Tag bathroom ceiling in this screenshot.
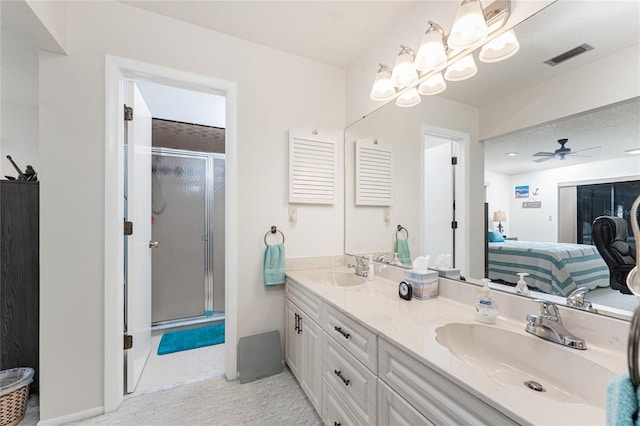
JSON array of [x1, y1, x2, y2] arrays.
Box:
[[119, 0, 415, 68]]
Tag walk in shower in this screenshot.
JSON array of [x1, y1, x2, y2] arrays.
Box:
[[151, 147, 225, 329]]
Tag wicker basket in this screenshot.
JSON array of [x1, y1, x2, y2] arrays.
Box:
[[0, 368, 34, 426]]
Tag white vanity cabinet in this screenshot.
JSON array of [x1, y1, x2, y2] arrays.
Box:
[[285, 279, 323, 412]]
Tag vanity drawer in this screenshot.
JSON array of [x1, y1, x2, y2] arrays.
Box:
[[322, 304, 377, 372], [286, 278, 322, 322], [378, 338, 518, 426], [378, 379, 434, 426], [322, 378, 362, 426], [324, 334, 377, 425]]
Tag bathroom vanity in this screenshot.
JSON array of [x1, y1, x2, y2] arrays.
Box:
[[285, 265, 628, 426]]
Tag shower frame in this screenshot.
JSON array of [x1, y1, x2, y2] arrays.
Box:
[[150, 147, 225, 330]]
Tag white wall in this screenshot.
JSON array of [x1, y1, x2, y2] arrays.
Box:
[[37, 1, 345, 421], [1, 4, 39, 178], [505, 157, 640, 242]]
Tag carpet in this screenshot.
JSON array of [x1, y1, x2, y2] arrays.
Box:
[[158, 323, 225, 355]]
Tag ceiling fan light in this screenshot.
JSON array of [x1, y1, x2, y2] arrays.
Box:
[[448, 0, 488, 49], [479, 29, 520, 63], [418, 72, 447, 95], [444, 54, 478, 81], [414, 22, 448, 72], [391, 45, 419, 88], [395, 87, 421, 107], [370, 64, 396, 101]]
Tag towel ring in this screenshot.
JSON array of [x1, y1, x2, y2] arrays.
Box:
[[264, 225, 285, 246], [396, 225, 409, 240], [629, 304, 640, 389]]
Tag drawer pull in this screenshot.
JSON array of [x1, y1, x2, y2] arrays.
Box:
[[297, 316, 302, 334], [334, 326, 350, 339], [294, 313, 299, 333], [334, 369, 350, 386]]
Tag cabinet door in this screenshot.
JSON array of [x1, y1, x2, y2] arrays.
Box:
[[378, 380, 433, 426], [285, 299, 301, 379], [300, 312, 323, 412]]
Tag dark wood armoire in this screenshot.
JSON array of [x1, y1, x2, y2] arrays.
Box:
[[0, 180, 39, 392]]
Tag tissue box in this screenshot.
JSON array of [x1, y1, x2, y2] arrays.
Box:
[[428, 267, 461, 280], [404, 270, 438, 300]]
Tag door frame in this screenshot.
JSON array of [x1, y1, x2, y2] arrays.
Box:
[[420, 124, 469, 277], [104, 55, 238, 412]]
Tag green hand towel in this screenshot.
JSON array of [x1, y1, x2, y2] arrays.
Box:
[[396, 239, 411, 265], [264, 243, 286, 286]]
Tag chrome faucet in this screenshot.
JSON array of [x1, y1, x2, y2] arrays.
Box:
[[525, 299, 586, 350], [347, 256, 368, 277], [375, 253, 392, 264], [566, 287, 597, 313]]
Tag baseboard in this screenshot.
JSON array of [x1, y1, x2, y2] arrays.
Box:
[[38, 406, 104, 426]]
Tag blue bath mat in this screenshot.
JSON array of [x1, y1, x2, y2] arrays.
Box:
[[158, 323, 225, 355]]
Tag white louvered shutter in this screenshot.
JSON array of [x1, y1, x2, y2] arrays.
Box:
[[289, 128, 337, 204], [356, 137, 392, 206]]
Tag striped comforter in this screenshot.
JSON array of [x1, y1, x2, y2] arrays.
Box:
[[488, 240, 610, 297]]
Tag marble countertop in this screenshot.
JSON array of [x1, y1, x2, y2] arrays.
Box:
[[286, 267, 627, 426]]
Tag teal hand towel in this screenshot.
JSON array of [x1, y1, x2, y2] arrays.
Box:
[[396, 239, 411, 265], [264, 243, 286, 286], [606, 372, 638, 426]]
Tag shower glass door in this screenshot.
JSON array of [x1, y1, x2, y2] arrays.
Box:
[[151, 148, 213, 325]]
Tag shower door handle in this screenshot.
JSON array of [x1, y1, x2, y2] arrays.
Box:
[[149, 240, 159, 248]]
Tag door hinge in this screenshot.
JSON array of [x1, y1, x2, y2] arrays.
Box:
[[124, 105, 133, 121], [124, 220, 133, 236], [451, 156, 458, 165], [124, 334, 133, 350], [451, 220, 458, 229]]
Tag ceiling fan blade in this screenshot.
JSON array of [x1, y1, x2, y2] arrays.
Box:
[[569, 146, 602, 154], [533, 156, 556, 163], [532, 152, 555, 157]]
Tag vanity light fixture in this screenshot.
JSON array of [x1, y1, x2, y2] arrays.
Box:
[[391, 45, 419, 88], [414, 22, 448, 72], [444, 54, 478, 81], [369, 0, 513, 106], [479, 29, 520, 62], [418, 72, 447, 96], [370, 64, 396, 102], [448, 0, 489, 49], [396, 87, 421, 107]]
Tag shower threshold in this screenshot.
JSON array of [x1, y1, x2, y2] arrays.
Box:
[[152, 312, 225, 332]]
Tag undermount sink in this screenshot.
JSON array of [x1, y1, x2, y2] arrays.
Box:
[[307, 271, 366, 287], [435, 323, 615, 408]]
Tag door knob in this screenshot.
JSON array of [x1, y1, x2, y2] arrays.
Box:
[[149, 241, 159, 248]]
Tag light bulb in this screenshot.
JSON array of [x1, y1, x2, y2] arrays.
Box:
[[395, 87, 421, 107], [369, 64, 396, 101], [479, 29, 520, 63], [444, 54, 478, 81], [418, 72, 446, 96], [391, 45, 419, 88], [414, 22, 447, 72], [448, 0, 488, 49]]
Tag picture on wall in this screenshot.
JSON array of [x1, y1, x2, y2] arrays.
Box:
[[515, 185, 529, 198]]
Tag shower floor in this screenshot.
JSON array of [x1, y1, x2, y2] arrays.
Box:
[[131, 330, 225, 395]]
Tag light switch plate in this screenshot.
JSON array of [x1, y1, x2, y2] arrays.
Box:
[[289, 207, 298, 222]]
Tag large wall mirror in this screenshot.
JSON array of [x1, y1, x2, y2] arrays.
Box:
[[345, 1, 640, 319]]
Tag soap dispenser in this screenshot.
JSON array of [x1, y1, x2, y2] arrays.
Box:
[[367, 255, 375, 281], [515, 272, 531, 296], [475, 278, 498, 324], [392, 252, 401, 266]]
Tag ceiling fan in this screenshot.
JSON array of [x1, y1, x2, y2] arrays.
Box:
[[532, 138, 601, 162]]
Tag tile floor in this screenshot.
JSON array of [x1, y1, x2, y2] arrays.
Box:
[[132, 330, 226, 395]]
